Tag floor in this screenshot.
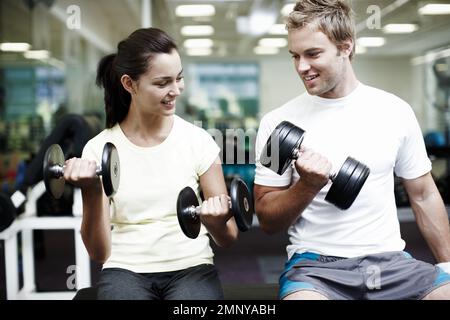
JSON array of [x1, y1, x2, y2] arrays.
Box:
[[0, 221, 436, 300]]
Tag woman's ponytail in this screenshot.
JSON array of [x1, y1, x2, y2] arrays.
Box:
[[96, 53, 130, 128]]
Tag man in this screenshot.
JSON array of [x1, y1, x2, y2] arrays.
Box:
[[254, 0, 450, 300]]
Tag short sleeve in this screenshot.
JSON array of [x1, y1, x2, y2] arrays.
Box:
[[254, 115, 292, 187], [81, 140, 101, 163], [195, 128, 221, 176], [394, 105, 432, 179]]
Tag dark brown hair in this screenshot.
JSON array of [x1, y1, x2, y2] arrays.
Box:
[[96, 28, 178, 128]]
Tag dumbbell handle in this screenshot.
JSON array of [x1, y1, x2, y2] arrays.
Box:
[[292, 149, 337, 182], [48, 164, 102, 178], [186, 200, 233, 218]]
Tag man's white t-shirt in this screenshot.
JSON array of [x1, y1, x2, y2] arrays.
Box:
[[82, 115, 220, 273], [255, 83, 432, 259]]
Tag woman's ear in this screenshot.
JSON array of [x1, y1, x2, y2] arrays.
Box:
[[120, 74, 136, 95]]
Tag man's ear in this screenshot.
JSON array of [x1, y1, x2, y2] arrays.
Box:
[[120, 74, 136, 95], [339, 39, 354, 58]]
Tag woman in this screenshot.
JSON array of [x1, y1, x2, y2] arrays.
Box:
[[63, 28, 238, 300]]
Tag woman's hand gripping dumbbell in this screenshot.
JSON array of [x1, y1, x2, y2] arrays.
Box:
[[260, 121, 370, 210], [43, 142, 120, 199], [177, 178, 254, 239]]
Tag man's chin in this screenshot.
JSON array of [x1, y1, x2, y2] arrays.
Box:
[[304, 86, 322, 96]]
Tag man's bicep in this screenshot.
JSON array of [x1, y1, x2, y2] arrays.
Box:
[[254, 183, 289, 202], [401, 172, 434, 200]]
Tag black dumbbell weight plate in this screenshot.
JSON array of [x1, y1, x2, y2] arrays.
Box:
[[261, 121, 305, 175], [43, 144, 65, 199], [338, 161, 370, 210], [177, 187, 201, 239], [230, 178, 254, 232], [0, 192, 16, 232], [281, 123, 305, 174], [102, 142, 120, 197], [325, 156, 355, 208], [325, 157, 369, 210], [260, 122, 290, 174]]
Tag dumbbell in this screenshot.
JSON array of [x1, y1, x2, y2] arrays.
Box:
[[43, 142, 120, 199], [260, 121, 370, 210], [177, 178, 254, 239]]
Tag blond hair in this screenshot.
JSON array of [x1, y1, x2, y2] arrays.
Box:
[[286, 0, 355, 59]]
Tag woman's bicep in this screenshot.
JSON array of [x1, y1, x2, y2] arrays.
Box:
[[199, 156, 227, 199]]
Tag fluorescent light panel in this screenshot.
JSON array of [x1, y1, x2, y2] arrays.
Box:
[[24, 50, 50, 59], [355, 45, 367, 54], [0, 42, 31, 52], [176, 5, 215, 17], [258, 38, 288, 47], [383, 23, 418, 33], [186, 48, 212, 56], [183, 38, 213, 49], [357, 37, 385, 47], [181, 25, 214, 36], [418, 4, 450, 15], [254, 46, 279, 55], [268, 24, 288, 35]]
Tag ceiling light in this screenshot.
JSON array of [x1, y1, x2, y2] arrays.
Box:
[[0, 42, 31, 52], [418, 4, 450, 15], [383, 23, 418, 33], [176, 5, 215, 17], [24, 50, 50, 59], [356, 37, 385, 47], [355, 45, 367, 55], [236, 1, 278, 37], [254, 46, 279, 55], [258, 38, 288, 47], [268, 24, 288, 35], [183, 39, 214, 49], [435, 63, 448, 72], [281, 3, 295, 16], [181, 25, 214, 36], [186, 48, 212, 56]]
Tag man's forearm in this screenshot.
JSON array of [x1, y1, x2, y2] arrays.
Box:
[[256, 181, 317, 234], [412, 192, 450, 262]]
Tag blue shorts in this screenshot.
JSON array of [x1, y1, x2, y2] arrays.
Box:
[[279, 251, 450, 300]]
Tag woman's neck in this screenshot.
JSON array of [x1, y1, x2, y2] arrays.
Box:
[[120, 104, 174, 147]]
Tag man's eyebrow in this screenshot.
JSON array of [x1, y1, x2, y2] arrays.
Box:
[[289, 47, 323, 55]]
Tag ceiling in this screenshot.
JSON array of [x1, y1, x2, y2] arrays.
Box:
[[154, 0, 450, 57], [1, 0, 450, 63]]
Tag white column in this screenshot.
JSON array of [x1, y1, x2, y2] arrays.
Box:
[[142, 0, 152, 27], [4, 234, 19, 300], [21, 229, 36, 293]]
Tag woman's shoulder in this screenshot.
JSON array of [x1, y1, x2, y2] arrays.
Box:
[[85, 124, 120, 148], [174, 115, 210, 137]]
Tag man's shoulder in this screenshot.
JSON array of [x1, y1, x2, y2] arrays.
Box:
[[361, 84, 409, 105], [260, 93, 308, 124]]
